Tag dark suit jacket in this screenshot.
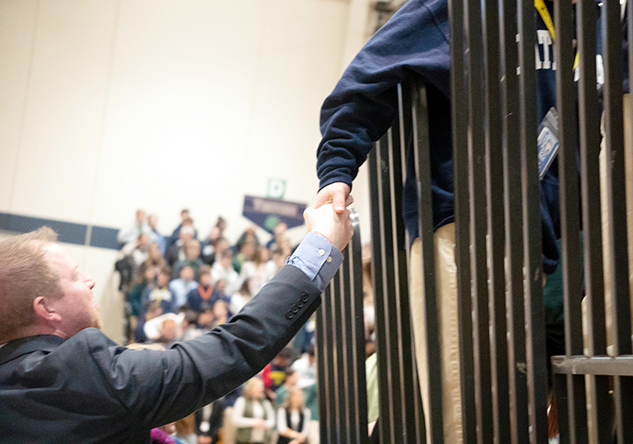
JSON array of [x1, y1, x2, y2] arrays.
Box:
[[0, 266, 321, 444]]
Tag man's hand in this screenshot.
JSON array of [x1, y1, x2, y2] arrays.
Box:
[[315, 183, 353, 214], [304, 203, 354, 251]]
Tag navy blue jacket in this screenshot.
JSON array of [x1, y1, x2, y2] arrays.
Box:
[[0, 266, 321, 443], [317, 0, 628, 274]]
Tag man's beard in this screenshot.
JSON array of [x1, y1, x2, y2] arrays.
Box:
[[90, 309, 103, 330]]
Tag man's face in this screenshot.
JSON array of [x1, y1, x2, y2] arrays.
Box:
[[213, 301, 227, 319], [157, 272, 169, 287], [43, 244, 101, 338], [215, 279, 227, 294], [136, 210, 146, 224], [180, 266, 194, 282], [148, 215, 158, 229], [200, 273, 211, 286], [186, 244, 200, 260]]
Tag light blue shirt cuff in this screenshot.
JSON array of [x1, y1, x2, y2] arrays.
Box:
[[286, 232, 344, 292]]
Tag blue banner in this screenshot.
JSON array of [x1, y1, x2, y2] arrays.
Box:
[[242, 195, 306, 233]]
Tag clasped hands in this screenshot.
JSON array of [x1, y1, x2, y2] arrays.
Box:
[[304, 183, 354, 251]]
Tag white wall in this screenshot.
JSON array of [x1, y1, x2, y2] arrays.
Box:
[[0, 0, 355, 242], [1, 0, 380, 341]]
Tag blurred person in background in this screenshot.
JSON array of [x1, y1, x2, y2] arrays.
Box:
[[212, 250, 240, 295], [121, 233, 151, 278], [195, 397, 225, 444], [230, 279, 253, 315], [233, 240, 257, 275], [240, 248, 274, 296], [266, 221, 288, 250], [166, 225, 196, 269], [276, 388, 310, 444], [118, 209, 151, 247], [290, 347, 316, 389], [126, 266, 158, 341], [146, 241, 166, 271], [274, 370, 298, 409], [181, 309, 204, 341], [169, 265, 198, 310], [233, 378, 275, 444], [141, 267, 176, 316], [302, 383, 319, 444], [196, 303, 215, 331], [168, 209, 198, 248], [148, 214, 167, 255], [211, 300, 229, 328], [263, 348, 296, 402], [187, 265, 221, 313], [173, 239, 203, 280], [202, 236, 230, 267], [266, 247, 287, 278], [135, 300, 164, 343], [235, 227, 260, 255]]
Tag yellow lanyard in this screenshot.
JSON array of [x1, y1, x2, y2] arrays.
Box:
[[534, 0, 580, 70]]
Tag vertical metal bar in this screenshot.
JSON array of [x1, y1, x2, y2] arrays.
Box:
[[411, 80, 444, 444], [316, 301, 329, 443], [448, 0, 477, 439], [554, 372, 571, 444], [329, 272, 343, 443], [500, 0, 529, 440], [393, 84, 419, 442], [465, 0, 494, 439], [602, 0, 633, 440], [577, 0, 612, 441], [483, 0, 511, 439], [368, 141, 395, 444], [401, 82, 428, 444], [518, 0, 548, 441], [337, 258, 352, 443], [380, 127, 406, 443], [323, 285, 338, 444], [348, 220, 368, 444], [555, 0, 589, 440]]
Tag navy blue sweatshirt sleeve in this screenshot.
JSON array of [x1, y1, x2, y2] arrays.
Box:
[[317, 0, 450, 190]]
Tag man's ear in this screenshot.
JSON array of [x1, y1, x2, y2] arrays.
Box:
[[33, 296, 62, 323]]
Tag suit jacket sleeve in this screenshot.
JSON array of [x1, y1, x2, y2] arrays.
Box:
[[87, 265, 322, 429]]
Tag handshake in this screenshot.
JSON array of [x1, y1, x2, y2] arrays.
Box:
[[303, 200, 354, 251]]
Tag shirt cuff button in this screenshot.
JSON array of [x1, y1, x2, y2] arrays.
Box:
[[326, 256, 332, 263], [318, 249, 325, 256]]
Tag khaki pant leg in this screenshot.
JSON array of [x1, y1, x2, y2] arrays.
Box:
[[599, 94, 632, 354], [584, 94, 632, 443], [410, 223, 463, 444]]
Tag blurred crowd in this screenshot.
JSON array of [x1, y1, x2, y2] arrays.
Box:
[[115, 209, 322, 444]]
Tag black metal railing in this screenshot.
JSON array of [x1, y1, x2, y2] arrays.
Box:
[[315, 0, 632, 441]]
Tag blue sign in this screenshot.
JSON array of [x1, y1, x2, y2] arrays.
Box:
[[242, 195, 307, 233]]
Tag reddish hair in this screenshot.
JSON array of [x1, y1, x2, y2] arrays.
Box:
[[0, 227, 63, 342]]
